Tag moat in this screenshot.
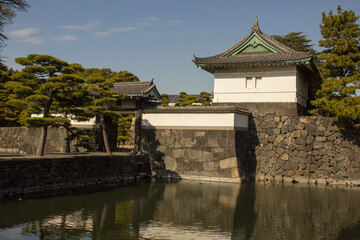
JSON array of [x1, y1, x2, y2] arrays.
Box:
[[0, 180, 360, 240]]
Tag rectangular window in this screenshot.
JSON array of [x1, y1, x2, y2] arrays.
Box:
[[255, 77, 262, 88], [246, 77, 252, 88]]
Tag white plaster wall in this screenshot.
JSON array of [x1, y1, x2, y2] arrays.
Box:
[[142, 113, 248, 130], [31, 114, 96, 128], [213, 65, 299, 104]]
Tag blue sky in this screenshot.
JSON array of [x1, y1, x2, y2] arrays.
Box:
[[2, 0, 360, 94]]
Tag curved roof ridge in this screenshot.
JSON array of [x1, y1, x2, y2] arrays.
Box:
[[194, 19, 312, 62]]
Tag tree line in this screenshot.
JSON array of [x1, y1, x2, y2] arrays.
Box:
[[161, 91, 212, 106], [0, 54, 139, 155]]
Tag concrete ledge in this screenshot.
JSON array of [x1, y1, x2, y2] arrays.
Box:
[[181, 175, 242, 183]]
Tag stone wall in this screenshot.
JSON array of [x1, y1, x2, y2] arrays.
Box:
[[141, 129, 256, 182], [0, 154, 151, 199], [141, 114, 360, 186], [0, 127, 71, 154], [252, 114, 360, 186]]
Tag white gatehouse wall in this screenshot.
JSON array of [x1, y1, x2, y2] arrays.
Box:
[[212, 65, 309, 107]]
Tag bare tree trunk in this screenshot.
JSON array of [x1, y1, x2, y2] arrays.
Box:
[[36, 126, 48, 156], [64, 112, 71, 153], [100, 114, 112, 155], [36, 97, 53, 156]]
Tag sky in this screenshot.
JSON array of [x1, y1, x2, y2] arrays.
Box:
[[2, 0, 360, 94]]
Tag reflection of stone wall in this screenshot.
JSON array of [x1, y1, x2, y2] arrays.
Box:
[[141, 129, 256, 182], [0, 154, 151, 199], [251, 183, 360, 240], [152, 181, 240, 232]]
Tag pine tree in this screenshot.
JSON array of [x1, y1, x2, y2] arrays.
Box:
[[7, 54, 85, 155], [311, 6, 360, 127], [175, 91, 187, 106], [79, 68, 126, 155], [198, 92, 212, 106], [272, 32, 314, 52], [161, 93, 169, 106]]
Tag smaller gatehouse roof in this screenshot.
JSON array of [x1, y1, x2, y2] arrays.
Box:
[[111, 80, 161, 100]]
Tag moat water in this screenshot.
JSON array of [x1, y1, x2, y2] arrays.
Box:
[[0, 180, 360, 240]]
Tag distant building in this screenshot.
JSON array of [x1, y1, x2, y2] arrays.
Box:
[[193, 19, 320, 115]]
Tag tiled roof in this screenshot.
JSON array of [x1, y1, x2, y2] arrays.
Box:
[[193, 20, 314, 71], [143, 106, 250, 115], [111, 80, 161, 100]]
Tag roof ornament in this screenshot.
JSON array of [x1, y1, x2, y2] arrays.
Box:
[[252, 17, 261, 33]]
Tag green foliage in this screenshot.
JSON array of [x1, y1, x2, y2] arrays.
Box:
[[311, 6, 360, 127], [182, 95, 197, 106], [25, 117, 70, 128], [117, 114, 133, 146], [198, 92, 212, 106], [79, 68, 138, 154], [113, 71, 139, 82], [0, 0, 30, 47], [174, 91, 211, 106], [175, 91, 187, 106], [272, 32, 314, 52], [161, 93, 169, 106]]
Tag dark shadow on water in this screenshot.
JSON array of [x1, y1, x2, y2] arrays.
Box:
[[231, 182, 257, 240]]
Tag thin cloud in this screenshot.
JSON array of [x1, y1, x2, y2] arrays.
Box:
[[9, 28, 39, 37], [94, 27, 136, 37], [55, 35, 79, 41], [9, 28, 44, 45], [168, 19, 183, 26], [110, 27, 137, 33], [141, 16, 160, 21], [61, 20, 100, 31]]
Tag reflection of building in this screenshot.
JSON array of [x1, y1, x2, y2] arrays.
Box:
[[193, 19, 319, 115]]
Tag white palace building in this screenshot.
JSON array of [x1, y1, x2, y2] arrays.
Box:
[[193, 19, 319, 116]]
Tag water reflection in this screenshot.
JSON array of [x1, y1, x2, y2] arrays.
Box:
[[0, 181, 360, 240]]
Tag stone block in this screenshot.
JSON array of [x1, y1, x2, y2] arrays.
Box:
[[231, 168, 240, 178], [300, 117, 312, 124], [296, 122, 305, 130], [188, 149, 202, 160], [268, 135, 276, 143], [281, 153, 289, 161], [166, 136, 176, 147], [316, 136, 326, 142], [203, 161, 216, 171], [324, 142, 334, 150], [276, 147, 285, 156], [219, 157, 238, 169], [164, 156, 177, 172], [291, 130, 301, 138], [295, 138, 306, 146], [313, 141, 324, 150], [173, 149, 185, 159], [194, 131, 206, 137], [208, 139, 219, 147], [274, 116, 281, 123], [201, 151, 214, 162], [184, 137, 196, 148], [306, 136, 314, 145]]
